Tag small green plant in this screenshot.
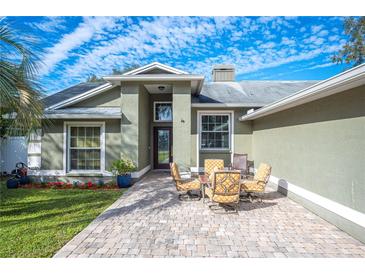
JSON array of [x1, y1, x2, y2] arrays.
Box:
[[109, 158, 137, 176]]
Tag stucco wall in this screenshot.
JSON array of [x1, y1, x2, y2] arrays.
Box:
[[138, 86, 151, 169], [41, 119, 121, 171], [71, 86, 121, 108], [41, 120, 64, 170], [121, 83, 139, 168], [191, 107, 253, 168], [252, 86, 365, 213], [173, 82, 191, 171]]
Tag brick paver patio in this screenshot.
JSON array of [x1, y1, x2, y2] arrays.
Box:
[[54, 172, 365, 258]]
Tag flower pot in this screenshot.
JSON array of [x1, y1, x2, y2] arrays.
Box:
[[117, 174, 132, 188], [7, 178, 19, 189]]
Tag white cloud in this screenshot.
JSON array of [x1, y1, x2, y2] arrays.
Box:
[[27, 17, 66, 33], [317, 30, 329, 37], [311, 25, 324, 33], [39, 17, 120, 76]]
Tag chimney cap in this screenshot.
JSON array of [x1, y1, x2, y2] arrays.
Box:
[[212, 64, 235, 71]]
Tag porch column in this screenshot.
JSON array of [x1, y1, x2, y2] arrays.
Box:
[[172, 82, 191, 171], [120, 82, 139, 167]]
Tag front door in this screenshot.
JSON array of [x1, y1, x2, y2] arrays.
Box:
[[153, 127, 173, 169]]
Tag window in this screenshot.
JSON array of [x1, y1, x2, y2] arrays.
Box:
[[154, 102, 172, 121], [68, 126, 101, 171], [200, 114, 230, 150]]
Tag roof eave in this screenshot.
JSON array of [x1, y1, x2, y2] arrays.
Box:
[[239, 64, 365, 121], [43, 114, 121, 119]]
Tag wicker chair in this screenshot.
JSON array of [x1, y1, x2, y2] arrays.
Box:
[[170, 162, 201, 201], [204, 170, 241, 213], [240, 163, 272, 202], [204, 159, 224, 178]]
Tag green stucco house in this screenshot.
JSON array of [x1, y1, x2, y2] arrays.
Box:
[[28, 62, 365, 243]]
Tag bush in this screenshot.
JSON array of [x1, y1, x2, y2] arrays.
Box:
[[108, 158, 136, 176]]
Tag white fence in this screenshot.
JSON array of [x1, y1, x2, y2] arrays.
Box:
[[0, 137, 28, 174]]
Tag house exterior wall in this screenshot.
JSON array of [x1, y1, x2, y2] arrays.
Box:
[[70, 86, 121, 108], [190, 107, 253, 168], [41, 120, 64, 170], [173, 82, 191, 171], [251, 85, 365, 242], [138, 86, 151, 170], [40, 119, 121, 171], [120, 83, 140, 169]]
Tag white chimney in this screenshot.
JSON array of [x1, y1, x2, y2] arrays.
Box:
[[212, 64, 235, 82]]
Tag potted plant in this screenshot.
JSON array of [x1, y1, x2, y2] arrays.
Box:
[[109, 158, 136, 188]]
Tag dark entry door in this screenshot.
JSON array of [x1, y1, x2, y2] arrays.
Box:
[[153, 127, 173, 169]]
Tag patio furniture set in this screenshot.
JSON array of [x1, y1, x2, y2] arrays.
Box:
[[170, 154, 272, 213]]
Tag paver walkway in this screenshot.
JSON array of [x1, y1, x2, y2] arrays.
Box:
[[54, 172, 365, 258]]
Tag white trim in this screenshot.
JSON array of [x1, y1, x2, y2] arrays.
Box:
[[104, 74, 204, 82], [131, 165, 151, 178], [196, 110, 234, 169], [123, 62, 187, 75], [63, 121, 106, 175], [192, 103, 263, 108], [44, 114, 121, 119], [28, 170, 66, 176], [267, 171, 365, 229], [153, 101, 173, 122], [46, 83, 114, 110], [239, 63, 365, 121]]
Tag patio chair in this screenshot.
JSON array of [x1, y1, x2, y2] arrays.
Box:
[[240, 163, 272, 202], [229, 153, 248, 178], [204, 159, 224, 178], [204, 170, 241, 213], [170, 162, 201, 201]]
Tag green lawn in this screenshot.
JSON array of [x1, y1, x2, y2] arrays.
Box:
[[0, 180, 123, 257]]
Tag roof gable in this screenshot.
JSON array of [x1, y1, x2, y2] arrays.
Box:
[[123, 62, 187, 75]]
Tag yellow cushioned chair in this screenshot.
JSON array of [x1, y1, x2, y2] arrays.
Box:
[[204, 170, 241, 213], [204, 159, 224, 178], [170, 162, 201, 201], [241, 163, 272, 202]]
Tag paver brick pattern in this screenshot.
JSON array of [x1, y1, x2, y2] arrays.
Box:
[[54, 172, 365, 258]]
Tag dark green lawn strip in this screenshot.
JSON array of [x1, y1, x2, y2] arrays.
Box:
[[0, 181, 122, 257]]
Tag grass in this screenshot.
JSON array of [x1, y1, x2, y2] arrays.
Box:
[[158, 151, 169, 163], [0, 180, 123, 257]]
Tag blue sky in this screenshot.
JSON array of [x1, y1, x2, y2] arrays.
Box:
[[5, 16, 350, 94]]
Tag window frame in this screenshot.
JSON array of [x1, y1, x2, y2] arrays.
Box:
[[153, 101, 173, 122], [199, 112, 232, 151], [64, 121, 105, 174]]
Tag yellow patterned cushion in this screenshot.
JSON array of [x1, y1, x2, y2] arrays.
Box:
[[214, 172, 240, 194], [176, 179, 201, 191], [170, 162, 181, 180], [241, 181, 265, 193], [205, 171, 240, 204], [254, 163, 272, 182], [204, 159, 224, 177], [212, 194, 239, 203]]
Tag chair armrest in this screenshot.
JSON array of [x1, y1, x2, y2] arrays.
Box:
[[176, 178, 195, 184]]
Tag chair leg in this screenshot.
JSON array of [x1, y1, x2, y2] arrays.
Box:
[[178, 190, 201, 201]]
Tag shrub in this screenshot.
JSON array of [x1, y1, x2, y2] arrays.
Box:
[[108, 158, 136, 176]]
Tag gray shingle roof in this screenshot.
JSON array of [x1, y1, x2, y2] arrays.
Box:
[[44, 107, 121, 118], [192, 81, 319, 106], [42, 82, 106, 108], [43, 80, 319, 109]]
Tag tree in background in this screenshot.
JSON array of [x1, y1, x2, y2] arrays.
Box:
[[332, 16, 365, 67], [0, 24, 44, 137]]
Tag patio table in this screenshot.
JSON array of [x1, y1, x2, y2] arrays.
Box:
[[199, 175, 209, 202]]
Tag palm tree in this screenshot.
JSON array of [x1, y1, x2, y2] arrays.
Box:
[[0, 23, 44, 137]]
